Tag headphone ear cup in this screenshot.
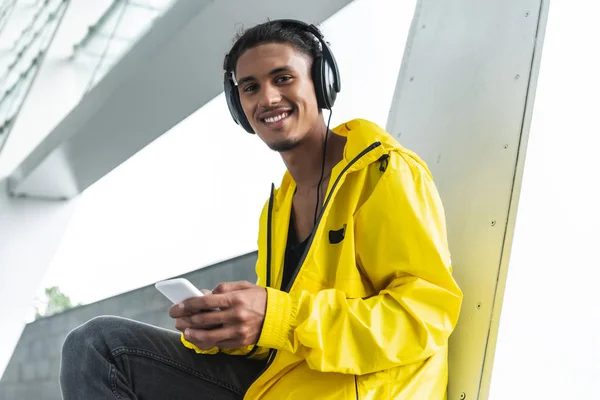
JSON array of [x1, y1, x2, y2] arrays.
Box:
[[224, 73, 254, 134], [312, 55, 337, 110], [231, 88, 255, 134], [323, 60, 337, 109], [312, 55, 327, 109]]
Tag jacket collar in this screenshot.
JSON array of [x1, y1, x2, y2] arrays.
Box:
[[332, 118, 401, 162], [272, 119, 401, 206]]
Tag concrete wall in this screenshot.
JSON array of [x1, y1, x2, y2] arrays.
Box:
[[0, 252, 257, 400]]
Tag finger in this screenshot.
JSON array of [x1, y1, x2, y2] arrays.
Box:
[[175, 315, 221, 332], [169, 303, 188, 318], [169, 290, 214, 318], [212, 281, 254, 294], [188, 308, 238, 328], [216, 323, 259, 348], [175, 316, 190, 332], [183, 328, 219, 350], [169, 302, 200, 318], [175, 316, 200, 332], [184, 325, 239, 349], [181, 293, 232, 313]]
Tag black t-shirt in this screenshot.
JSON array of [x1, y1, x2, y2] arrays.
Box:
[[281, 215, 309, 290]]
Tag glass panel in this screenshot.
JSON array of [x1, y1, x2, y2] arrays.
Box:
[[0, 0, 17, 38], [0, 0, 67, 152], [69, 0, 176, 92]]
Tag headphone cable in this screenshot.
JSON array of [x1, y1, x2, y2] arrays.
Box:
[[314, 110, 333, 225]]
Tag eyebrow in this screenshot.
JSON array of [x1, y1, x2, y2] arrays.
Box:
[[236, 66, 295, 87]]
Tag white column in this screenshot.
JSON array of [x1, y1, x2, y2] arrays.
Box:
[[0, 180, 78, 377], [386, 1, 549, 399]]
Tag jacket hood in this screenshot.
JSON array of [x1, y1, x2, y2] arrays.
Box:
[[334, 118, 433, 180], [331, 118, 402, 161], [273, 119, 408, 203]]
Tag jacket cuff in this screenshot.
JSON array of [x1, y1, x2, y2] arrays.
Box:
[[257, 287, 292, 350]]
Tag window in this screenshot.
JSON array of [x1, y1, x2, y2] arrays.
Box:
[[0, 0, 67, 152]]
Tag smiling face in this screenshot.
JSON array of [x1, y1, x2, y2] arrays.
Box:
[[235, 42, 322, 152]]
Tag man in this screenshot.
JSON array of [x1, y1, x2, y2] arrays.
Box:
[[60, 19, 462, 399]]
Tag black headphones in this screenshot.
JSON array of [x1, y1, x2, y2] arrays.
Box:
[[223, 19, 341, 134]]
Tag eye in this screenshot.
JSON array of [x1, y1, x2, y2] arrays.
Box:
[[243, 84, 257, 93], [276, 75, 292, 84]]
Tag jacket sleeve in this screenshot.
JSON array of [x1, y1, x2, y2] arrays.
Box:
[[180, 200, 271, 360], [255, 151, 463, 375]]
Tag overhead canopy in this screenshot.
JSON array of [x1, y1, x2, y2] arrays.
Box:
[[7, 0, 355, 199]]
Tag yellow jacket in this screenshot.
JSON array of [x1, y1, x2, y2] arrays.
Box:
[[183, 119, 462, 399]]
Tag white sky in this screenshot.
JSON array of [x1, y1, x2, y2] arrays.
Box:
[[488, 2, 600, 398]]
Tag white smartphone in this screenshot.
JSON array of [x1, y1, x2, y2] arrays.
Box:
[[155, 278, 204, 304]]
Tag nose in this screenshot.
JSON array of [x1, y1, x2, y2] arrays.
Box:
[[258, 83, 282, 108]]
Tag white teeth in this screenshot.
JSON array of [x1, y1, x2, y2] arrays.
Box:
[[264, 112, 289, 124]]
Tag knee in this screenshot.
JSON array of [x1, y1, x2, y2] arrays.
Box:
[[61, 316, 122, 361], [60, 316, 120, 387]]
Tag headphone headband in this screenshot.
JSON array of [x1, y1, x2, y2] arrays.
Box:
[[272, 19, 341, 93]]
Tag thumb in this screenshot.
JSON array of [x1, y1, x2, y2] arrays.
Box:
[[212, 281, 254, 294]]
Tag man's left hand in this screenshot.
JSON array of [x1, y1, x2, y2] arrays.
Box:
[[169, 281, 267, 350]]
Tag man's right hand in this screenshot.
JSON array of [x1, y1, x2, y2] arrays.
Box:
[[168, 281, 267, 350], [169, 290, 221, 332]]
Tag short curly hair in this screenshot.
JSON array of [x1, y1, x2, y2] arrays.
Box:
[[223, 20, 322, 75]]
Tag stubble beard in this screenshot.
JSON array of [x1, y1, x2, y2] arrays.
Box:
[[268, 136, 302, 153]]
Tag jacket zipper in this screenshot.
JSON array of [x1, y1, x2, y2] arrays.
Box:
[[283, 141, 382, 292], [245, 184, 276, 359], [266, 183, 275, 287], [355, 375, 359, 400], [253, 141, 382, 387]]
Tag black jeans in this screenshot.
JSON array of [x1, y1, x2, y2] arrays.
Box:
[[59, 316, 266, 399]]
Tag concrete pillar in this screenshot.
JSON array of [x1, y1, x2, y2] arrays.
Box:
[[0, 179, 78, 376], [386, 1, 549, 398]]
